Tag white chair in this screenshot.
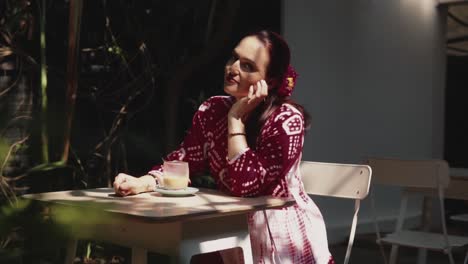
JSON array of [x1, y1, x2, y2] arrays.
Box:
[[300, 161, 372, 264], [451, 214, 468, 223], [450, 214, 468, 264], [367, 157, 468, 264]]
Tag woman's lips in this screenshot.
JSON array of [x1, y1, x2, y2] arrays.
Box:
[[225, 75, 238, 84]]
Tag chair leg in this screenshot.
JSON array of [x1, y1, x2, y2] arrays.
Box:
[[463, 249, 468, 264], [417, 249, 427, 264], [65, 239, 77, 264], [446, 250, 455, 264], [376, 241, 389, 264], [131, 247, 147, 264], [389, 245, 399, 264]]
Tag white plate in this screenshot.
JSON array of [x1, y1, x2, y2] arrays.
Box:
[[154, 187, 199, 196]]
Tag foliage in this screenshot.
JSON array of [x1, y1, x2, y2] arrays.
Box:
[[0, 138, 8, 171], [0, 196, 121, 263], [0, 0, 281, 262], [0, 199, 62, 263], [0, 0, 37, 199], [0, 0, 35, 59]]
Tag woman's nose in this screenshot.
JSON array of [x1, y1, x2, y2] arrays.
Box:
[[230, 60, 240, 74]]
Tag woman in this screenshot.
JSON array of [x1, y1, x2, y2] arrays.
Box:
[[114, 30, 334, 264]]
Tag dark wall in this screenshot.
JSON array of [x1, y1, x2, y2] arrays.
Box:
[[0, 0, 282, 188], [72, 0, 282, 183], [444, 55, 468, 168]]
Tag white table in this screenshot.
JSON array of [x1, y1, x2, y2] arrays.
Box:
[[23, 188, 295, 264]]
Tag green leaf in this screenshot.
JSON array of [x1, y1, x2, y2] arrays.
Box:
[[0, 138, 9, 167], [0, 199, 30, 217], [28, 161, 67, 173]]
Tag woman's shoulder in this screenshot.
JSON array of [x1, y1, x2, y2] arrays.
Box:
[[263, 103, 305, 134], [272, 103, 304, 121], [197, 95, 234, 113]]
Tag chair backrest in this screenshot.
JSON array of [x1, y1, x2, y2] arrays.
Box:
[[300, 161, 372, 200], [300, 161, 372, 264], [367, 158, 450, 189], [367, 158, 456, 264]]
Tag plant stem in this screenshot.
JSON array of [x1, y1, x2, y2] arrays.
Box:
[[62, 0, 83, 163], [39, 0, 48, 163]]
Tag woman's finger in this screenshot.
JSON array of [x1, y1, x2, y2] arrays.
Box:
[[115, 186, 127, 196], [261, 80, 268, 97], [114, 173, 127, 184], [118, 189, 130, 197], [255, 81, 262, 98], [248, 85, 254, 99], [119, 181, 132, 191], [113, 174, 126, 193]]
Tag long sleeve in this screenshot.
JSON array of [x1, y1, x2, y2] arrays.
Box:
[[220, 105, 305, 197], [149, 102, 210, 179]]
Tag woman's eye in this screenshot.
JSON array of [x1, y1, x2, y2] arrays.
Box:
[[241, 62, 254, 72], [227, 54, 240, 65]]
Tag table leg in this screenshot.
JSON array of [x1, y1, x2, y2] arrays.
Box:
[[177, 236, 252, 264], [389, 245, 399, 264], [131, 247, 147, 264], [179, 214, 253, 264], [417, 250, 427, 264], [65, 239, 77, 264], [240, 237, 253, 264], [61, 212, 253, 263]]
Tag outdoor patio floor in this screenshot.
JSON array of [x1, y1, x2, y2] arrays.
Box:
[[330, 233, 467, 264]]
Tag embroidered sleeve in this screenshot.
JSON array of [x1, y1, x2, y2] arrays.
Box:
[[220, 106, 305, 197], [149, 101, 211, 179]]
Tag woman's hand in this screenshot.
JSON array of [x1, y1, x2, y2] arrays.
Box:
[[226, 80, 267, 159], [113, 173, 155, 196], [228, 80, 268, 120]]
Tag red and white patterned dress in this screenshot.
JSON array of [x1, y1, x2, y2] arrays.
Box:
[[150, 96, 334, 264]]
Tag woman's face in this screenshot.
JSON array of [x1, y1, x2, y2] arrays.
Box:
[[224, 36, 270, 100]]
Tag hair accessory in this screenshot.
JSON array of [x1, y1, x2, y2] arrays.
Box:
[[277, 65, 298, 97]]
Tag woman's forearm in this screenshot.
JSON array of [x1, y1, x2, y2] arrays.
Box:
[[227, 115, 249, 160]]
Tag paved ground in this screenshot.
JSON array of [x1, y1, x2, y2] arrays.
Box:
[[74, 225, 468, 263], [330, 233, 467, 264]]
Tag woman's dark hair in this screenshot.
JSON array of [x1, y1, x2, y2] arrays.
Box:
[[244, 30, 311, 148]]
